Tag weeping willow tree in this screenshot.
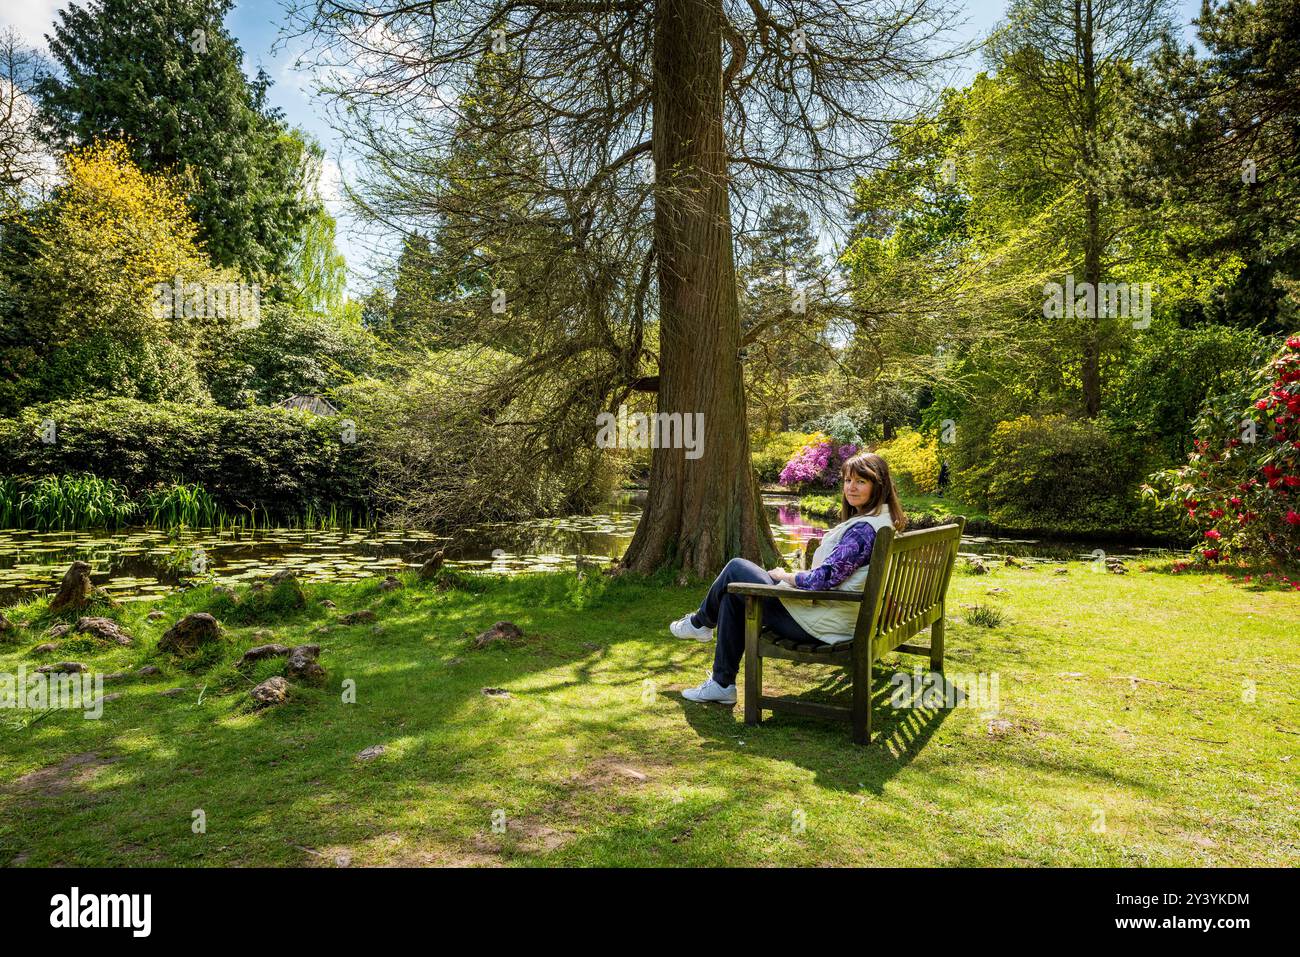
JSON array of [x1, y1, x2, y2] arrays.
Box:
[[288, 0, 964, 575], [285, 137, 348, 316]]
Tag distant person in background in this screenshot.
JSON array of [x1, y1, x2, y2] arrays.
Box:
[[937, 459, 950, 497]]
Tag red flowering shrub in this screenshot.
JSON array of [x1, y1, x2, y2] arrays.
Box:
[[1144, 334, 1300, 565]]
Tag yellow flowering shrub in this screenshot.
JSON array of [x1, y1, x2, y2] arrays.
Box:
[[21, 140, 242, 401], [876, 427, 942, 493]]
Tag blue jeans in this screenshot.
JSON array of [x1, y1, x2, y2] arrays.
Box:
[[691, 558, 821, 687]]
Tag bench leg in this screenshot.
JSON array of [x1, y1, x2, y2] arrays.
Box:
[[931, 604, 946, 675], [851, 643, 873, 745], [743, 596, 762, 726]]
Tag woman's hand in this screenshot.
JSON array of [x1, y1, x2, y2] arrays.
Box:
[[767, 567, 796, 585]]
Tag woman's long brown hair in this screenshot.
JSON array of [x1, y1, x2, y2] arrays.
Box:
[[840, 451, 907, 530]]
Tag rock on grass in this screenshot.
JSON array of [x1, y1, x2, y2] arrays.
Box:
[[158, 613, 223, 655], [473, 621, 524, 649], [75, 617, 133, 645], [418, 551, 445, 580], [48, 562, 94, 614], [36, 661, 87, 674], [285, 645, 325, 683], [236, 644, 290, 668], [251, 676, 288, 708]]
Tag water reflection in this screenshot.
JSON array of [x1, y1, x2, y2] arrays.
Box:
[[0, 492, 1171, 605]]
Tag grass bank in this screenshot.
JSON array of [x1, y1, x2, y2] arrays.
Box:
[[797, 491, 1190, 547], [1, 560, 1297, 866], [798, 490, 990, 527]]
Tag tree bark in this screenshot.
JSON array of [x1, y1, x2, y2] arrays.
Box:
[[1081, 190, 1103, 418], [1079, 0, 1103, 418], [621, 0, 779, 577]]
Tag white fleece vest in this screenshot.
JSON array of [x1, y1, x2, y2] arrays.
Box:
[[777, 506, 893, 645]]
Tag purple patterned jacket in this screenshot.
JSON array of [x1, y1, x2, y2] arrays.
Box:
[[793, 523, 878, 591]]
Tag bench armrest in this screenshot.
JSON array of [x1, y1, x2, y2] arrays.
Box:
[[727, 582, 863, 603]]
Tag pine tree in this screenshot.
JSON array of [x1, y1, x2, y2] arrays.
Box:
[[36, 0, 315, 279], [737, 204, 834, 434]]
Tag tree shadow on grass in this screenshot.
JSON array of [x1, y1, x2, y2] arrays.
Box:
[[8, 569, 1200, 866]]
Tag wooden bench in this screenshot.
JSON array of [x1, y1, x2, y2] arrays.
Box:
[[727, 518, 966, 745]]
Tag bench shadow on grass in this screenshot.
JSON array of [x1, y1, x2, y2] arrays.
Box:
[[676, 662, 953, 795]]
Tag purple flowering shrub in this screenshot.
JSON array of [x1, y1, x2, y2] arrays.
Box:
[[778, 435, 858, 490]]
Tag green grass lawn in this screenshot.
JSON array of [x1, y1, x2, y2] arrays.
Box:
[[1, 559, 1297, 867]]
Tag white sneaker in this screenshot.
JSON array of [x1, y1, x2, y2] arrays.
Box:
[[670, 614, 714, 642], [681, 675, 737, 704]]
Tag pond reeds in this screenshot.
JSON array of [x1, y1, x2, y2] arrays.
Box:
[[0, 474, 136, 530], [1, 474, 361, 532]]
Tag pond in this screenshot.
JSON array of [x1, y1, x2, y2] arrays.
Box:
[[0, 491, 1174, 606]]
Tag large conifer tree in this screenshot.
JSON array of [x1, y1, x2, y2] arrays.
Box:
[[37, 0, 316, 279]]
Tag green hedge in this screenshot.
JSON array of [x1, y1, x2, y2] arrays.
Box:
[[0, 399, 371, 520]]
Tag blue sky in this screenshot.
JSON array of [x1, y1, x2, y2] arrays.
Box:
[[4, 0, 1209, 294]]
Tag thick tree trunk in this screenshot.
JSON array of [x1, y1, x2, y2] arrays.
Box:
[[1079, 2, 1103, 418], [1081, 192, 1103, 418], [621, 0, 779, 578]]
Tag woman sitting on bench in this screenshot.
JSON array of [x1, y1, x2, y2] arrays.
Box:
[[671, 451, 906, 704]]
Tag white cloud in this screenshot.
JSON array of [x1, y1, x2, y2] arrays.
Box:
[[0, 0, 64, 51], [317, 154, 343, 210], [275, 43, 314, 102], [0, 79, 61, 195]]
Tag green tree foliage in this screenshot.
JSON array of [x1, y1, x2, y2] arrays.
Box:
[[842, 76, 1074, 417], [955, 413, 1154, 534], [1105, 322, 1269, 459], [989, 0, 1178, 416], [36, 0, 317, 279], [206, 300, 383, 407], [385, 232, 439, 344], [737, 203, 838, 436], [282, 142, 348, 316], [840, 8, 1260, 534], [0, 398, 370, 519], [376, 50, 566, 356], [1127, 0, 1300, 333], [0, 140, 235, 413], [326, 41, 652, 481], [335, 349, 620, 528]]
